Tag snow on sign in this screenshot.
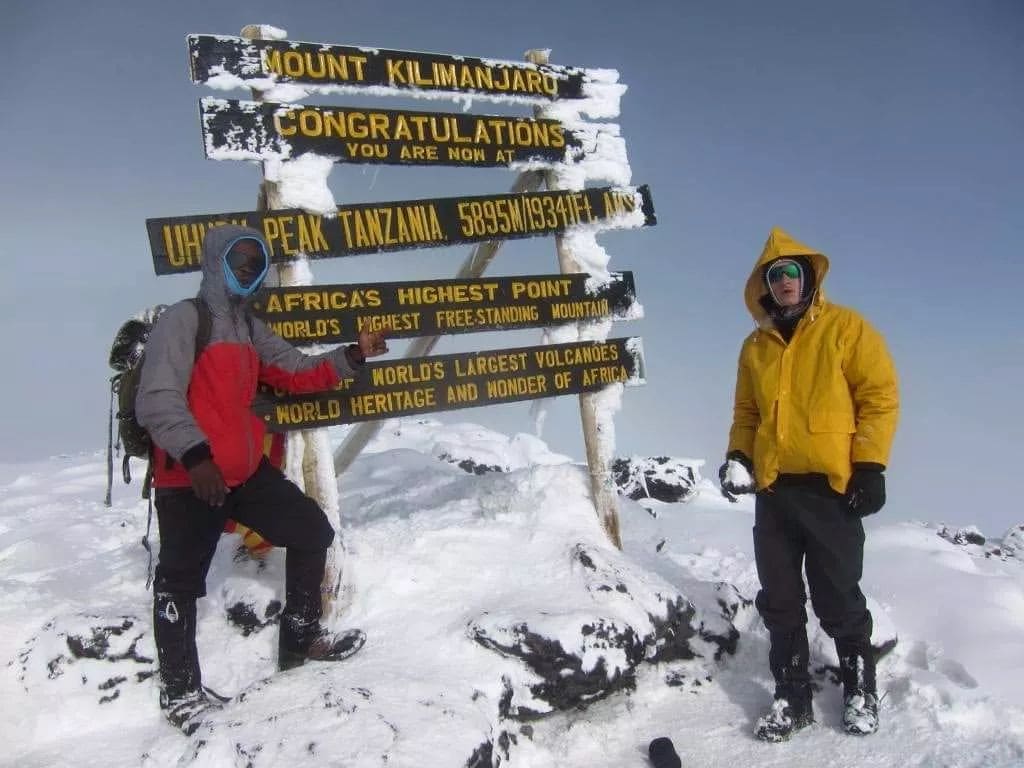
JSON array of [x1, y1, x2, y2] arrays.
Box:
[[146, 186, 655, 275], [250, 272, 640, 345], [188, 34, 591, 102], [199, 97, 621, 168], [254, 337, 645, 431]]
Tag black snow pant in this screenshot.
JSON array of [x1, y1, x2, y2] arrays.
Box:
[[753, 475, 872, 688], [152, 457, 335, 698]]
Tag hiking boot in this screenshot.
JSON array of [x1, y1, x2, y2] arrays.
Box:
[[159, 687, 223, 735], [279, 624, 366, 672], [754, 684, 813, 742], [837, 639, 879, 735], [278, 552, 366, 672], [843, 690, 879, 735]]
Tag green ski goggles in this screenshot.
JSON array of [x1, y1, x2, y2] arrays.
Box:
[[767, 261, 802, 283]]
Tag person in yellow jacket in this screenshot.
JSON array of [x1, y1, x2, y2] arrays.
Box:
[[719, 227, 899, 742]]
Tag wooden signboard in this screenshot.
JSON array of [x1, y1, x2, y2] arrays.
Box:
[[251, 272, 639, 345], [188, 34, 593, 102], [146, 186, 655, 275], [200, 97, 594, 167], [254, 337, 645, 431]]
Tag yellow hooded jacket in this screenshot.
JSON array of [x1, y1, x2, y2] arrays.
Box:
[[727, 228, 899, 493]]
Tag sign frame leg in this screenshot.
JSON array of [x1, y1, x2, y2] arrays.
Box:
[[527, 48, 623, 550]]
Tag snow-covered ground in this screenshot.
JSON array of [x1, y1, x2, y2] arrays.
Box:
[[1, 419, 1022, 767]]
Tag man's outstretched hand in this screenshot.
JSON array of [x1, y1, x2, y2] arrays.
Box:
[[357, 328, 389, 359]]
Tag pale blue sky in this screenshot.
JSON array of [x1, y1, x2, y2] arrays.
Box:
[[2, 0, 1021, 534]]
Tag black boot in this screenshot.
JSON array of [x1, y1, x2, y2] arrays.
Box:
[[755, 682, 814, 742], [837, 639, 879, 735], [279, 611, 367, 672], [278, 548, 366, 672], [755, 628, 814, 742], [153, 592, 222, 735]]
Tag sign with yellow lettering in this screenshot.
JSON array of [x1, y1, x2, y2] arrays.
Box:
[[200, 98, 586, 167], [253, 337, 645, 431], [188, 34, 591, 103], [250, 272, 639, 345], [146, 186, 655, 275]]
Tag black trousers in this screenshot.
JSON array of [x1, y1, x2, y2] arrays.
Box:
[[153, 457, 335, 601], [753, 477, 872, 647]]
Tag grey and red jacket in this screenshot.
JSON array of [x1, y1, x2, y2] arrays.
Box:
[[136, 224, 362, 489]]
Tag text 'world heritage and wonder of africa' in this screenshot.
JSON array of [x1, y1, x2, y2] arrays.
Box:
[[253, 337, 645, 430]]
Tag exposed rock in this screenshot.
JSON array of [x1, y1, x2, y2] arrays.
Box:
[[225, 598, 282, 636], [998, 524, 1024, 561], [465, 741, 493, 768], [438, 452, 704, 504], [467, 544, 737, 727], [470, 616, 644, 720], [612, 457, 699, 503], [13, 614, 154, 705], [938, 525, 986, 547], [440, 452, 506, 475]]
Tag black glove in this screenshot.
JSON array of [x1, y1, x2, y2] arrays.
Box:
[[188, 458, 228, 507], [648, 737, 681, 768], [719, 451, 756, 501], [846, 463, 886, 517]]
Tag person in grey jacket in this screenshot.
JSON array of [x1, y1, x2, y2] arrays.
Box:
[[136, 224, 387, 734]]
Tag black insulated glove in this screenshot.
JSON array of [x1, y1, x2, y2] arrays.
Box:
[[648, 737, 681, 768], [719, 451, 756, 501], [846, 463, 886, 517]]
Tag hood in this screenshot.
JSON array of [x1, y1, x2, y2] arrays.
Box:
[[744, 227, 830, 325], [198, 224, 270, 314]]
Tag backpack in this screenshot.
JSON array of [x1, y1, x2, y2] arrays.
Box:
[[105, 298, 212, 506]]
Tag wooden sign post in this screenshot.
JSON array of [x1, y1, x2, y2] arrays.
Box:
[[239, 24, 344, 615], [165, 28, 655, 611], [528, 48, 623, 548]]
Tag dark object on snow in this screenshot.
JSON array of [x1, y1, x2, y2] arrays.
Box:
[[648, 736, 681, 767], [612, 456, 697, 503]]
